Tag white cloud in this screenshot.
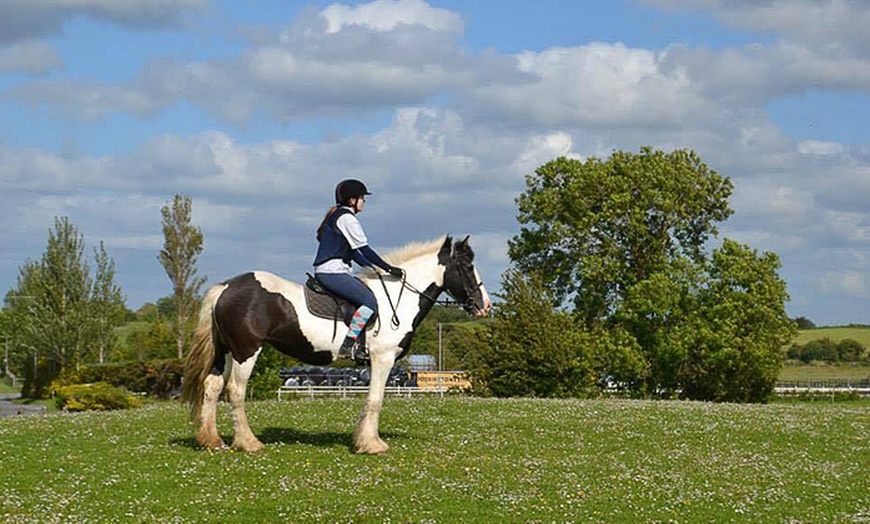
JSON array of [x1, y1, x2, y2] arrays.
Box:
[[731, 183, 816, 220], [825, 211, 870, 244], [2, 0, 870, 324], [798, 140, 845, 156], [0, 143, 117, 191], [818, 269, 867, 298], [469, 43, 708, 128], [512, 132, 578, 175], [321, 0, 463, 34], [642, 0, 870, 52]]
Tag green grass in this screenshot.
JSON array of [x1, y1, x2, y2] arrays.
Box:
[[779, 363, 870, 383], [0, 377, 18, 395], [794, 326, 870, 347], [780, 326, 870, 383], [1, 398, 868, 522]]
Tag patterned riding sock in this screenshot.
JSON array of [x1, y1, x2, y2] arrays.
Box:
[[347, 305, 374, 341]]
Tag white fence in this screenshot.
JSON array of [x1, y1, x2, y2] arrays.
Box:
[[277, 384, 452, 400], [774, 385, 870, 397]]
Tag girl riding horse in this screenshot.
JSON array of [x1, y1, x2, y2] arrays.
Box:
[[313, 179, 403, 363], [182, 234, 491, 454]]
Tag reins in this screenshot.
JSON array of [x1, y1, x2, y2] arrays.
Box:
[[375, 272, 407, 329], [375, 269, 480, 329]]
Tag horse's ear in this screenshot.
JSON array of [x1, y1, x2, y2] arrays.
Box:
[[438, 236, 452, 265], [457, 235, 474, 261]]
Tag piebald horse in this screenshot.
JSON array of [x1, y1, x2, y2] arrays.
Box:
[[181, 236, 491, 454]]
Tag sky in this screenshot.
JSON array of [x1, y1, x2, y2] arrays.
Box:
[[1, 0, 868, 327]]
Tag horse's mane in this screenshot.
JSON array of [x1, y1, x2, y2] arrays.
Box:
[[358, 236, 447, 278]]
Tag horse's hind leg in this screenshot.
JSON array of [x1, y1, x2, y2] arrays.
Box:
[[197, 372, 226, 449], [226, 348, 264, 452]]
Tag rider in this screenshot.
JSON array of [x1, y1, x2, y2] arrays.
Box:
[[314, 179, 403, 362]]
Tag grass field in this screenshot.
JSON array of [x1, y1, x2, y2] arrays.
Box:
[[781, 326, 870, 383], [1, 398, 868, 522], [0, 377, 17, 395], [779, 364, 870, 383], [794, 326, 870, 347]]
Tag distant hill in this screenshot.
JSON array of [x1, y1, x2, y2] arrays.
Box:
[[794, 326, 870, 347]]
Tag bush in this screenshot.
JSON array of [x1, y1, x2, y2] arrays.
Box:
[[145, 359, 184, 399], [55, 382, 140, 411], [464, 270, 601, 398], [247, 346, 290, 400], [54, 359, 183, 399], [58, 362, 149, 392], [837, 339, 865, 362], [787, 338, 866, 364]]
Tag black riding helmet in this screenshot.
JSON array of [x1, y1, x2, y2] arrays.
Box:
[[335, 179, 372, 205]]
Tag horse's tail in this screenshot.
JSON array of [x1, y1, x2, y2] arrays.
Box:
[[181, 283, 227, 423]]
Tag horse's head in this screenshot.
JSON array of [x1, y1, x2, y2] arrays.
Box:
[[438, 236, 491, 317]]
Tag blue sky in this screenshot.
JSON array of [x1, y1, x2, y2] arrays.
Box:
[[1, 0, 868, 326]]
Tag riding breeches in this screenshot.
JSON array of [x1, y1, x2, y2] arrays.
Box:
[[315, 272, 377, 342]]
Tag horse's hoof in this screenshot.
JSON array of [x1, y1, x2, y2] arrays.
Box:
[[197, 436, 226, 450], [354, 437, 389, 455], [232, 438, 265, 453]]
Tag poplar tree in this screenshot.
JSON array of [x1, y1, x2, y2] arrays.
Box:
[[158, 194, 205, 359], [4, 217, 126, 396], [91, 241, 126, 363]]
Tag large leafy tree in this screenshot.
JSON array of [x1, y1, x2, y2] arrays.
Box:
[[678, 240, 796, 402], [510, 148, 733, 325], [159, 193, 205, 359], [507, 148, 794, 401]]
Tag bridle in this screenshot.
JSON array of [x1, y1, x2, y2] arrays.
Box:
[[375, 261, 485, 329]]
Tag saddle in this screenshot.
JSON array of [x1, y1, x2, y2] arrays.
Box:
[[304, 274, 376, 331]]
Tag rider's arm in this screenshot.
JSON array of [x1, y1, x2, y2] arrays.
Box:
[[354, 245, 392, 273], [336, 212, 396, 273]]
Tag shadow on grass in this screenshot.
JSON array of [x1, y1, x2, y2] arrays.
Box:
[[169, 428, 409, 451], [259, 427, 351, 447]]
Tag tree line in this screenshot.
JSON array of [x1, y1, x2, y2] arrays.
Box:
[[462, 148, 798, 402], [2, 148, 814, 403], [1, 194, 203, 397]]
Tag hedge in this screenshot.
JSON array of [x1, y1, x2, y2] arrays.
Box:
[[54, 382, 141, 412]]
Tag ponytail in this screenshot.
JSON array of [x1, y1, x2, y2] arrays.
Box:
[[316, 205, 338, 241]]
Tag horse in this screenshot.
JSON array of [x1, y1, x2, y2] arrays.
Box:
[[181, 235, 491, 455]]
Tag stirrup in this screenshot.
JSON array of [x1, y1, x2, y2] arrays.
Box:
[[352, 344, 370, 366], [338, 338, 355, 359]]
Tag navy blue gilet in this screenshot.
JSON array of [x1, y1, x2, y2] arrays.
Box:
[[313, 207, 355, 267]]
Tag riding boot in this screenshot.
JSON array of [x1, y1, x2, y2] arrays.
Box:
[[338, 335, 357, 359], [353, 330, 369, 365]]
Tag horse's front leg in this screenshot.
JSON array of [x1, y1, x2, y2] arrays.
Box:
[[353, 350, 396, 455], [226, 349, 264, 452]]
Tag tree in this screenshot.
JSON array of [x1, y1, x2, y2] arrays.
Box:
[[508, 148, 795, 401], [4, 217, 126, 397], [793, 316, 816, 329], [158, 194, 206, 359], [464, 270, 601, 398], [91, 241, 126, 363], [126, 319, 176, 362], [678, 240, 796, 402], [837, 339, 865, 362], [510, 148, 733, 325], [407, 305, 485, 370]]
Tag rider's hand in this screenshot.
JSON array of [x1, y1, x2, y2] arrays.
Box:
[[388, 266, 404, 278]]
